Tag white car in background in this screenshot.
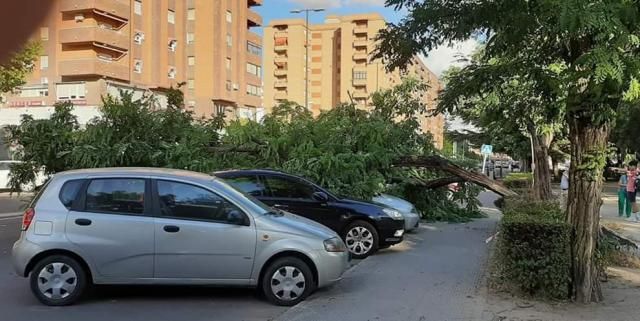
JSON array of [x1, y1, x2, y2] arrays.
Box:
[[372, 194, 420, 232], [0, 160, 46, 191]]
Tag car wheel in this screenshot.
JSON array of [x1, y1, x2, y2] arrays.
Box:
[[29, 255, 88, 306], [262, 257, 315, 306], [343, 220, 379, 259]]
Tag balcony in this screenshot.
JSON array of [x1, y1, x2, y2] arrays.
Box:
[[247, 10, 262, 27], [352, 78, 367, 86], [59, 26, 129, 50], [274, 55, 287, 63], [274, 31, 288, 38], [353, 52, 368, 61], [274, 92, 288, 100], [248, 0, 263, 6], [60, 0, 130, 21], [353, 26, 368, 34], [274, 81, 288, 88], [274, 69, 288, 76], [353, 39, 368, 48], [353, 91, 368, 99], [59, 58, 129, 81]]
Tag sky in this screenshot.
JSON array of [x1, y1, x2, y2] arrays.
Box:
[[254, 0, 479, 78]]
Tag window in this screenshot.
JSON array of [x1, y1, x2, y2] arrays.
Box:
[[167, 9, 175, 24], [187, 8, 195, 20], [226, 80, 232, 91], [353, 71, 367, 80], [157, 180, 245, 223], [133, 59, 143, 73], [187, 56, 195, 66], [226, 10, 232, 23], [19, 86, 48, 97], [59, 179, 84, 209], [85, 179, 145, 215], [168, 39, 177, 52], [264, 177, 315, 199], [40, 56, 48, 69], [246, 63, 261, 76], [226, 33, 232, 47], [134, 31, 144, 44], [246, 84, 261, 96], [224, 176, 265, 196], [187, 79, 194, 89], [225, 57, 231, 70], [40, 27, 49, 41], [186, 33, 195, 44], [236, 107, 254, 120], [56, 83, 86, 100], [247, 42, 261, 55], [134, 0, 142, 15]]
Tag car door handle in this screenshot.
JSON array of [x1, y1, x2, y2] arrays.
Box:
[[273, 204, 288, 208], [74, 218, 92, 226], [163, 225, 180, 233]]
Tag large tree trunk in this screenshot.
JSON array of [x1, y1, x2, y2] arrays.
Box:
[[566, 115, 608, 303], [528, 123, 553, 200]]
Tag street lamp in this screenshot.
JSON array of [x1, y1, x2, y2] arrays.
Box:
[[290, 8, 324, 110]]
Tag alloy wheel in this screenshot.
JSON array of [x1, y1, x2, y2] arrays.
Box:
[[270, 266, 306, 301], [345, 226, 374, 255]]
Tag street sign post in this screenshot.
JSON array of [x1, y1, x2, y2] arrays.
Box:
[[481, 144, 493, 175]]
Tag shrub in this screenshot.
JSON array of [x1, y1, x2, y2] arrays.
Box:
[[503, 172, 533, 189], [497, 196, 572, 299]]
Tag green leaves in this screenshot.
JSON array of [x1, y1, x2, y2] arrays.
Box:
[[0, 41, 41, 94]]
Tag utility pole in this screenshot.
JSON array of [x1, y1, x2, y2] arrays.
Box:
[[290, 8, 324, 110]]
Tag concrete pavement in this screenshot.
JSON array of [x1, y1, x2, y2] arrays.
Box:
[[277, 192, 500, 321]]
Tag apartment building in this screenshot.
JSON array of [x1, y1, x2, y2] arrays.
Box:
[[0, 0, 264, 132], [263, 13, 444, 148]]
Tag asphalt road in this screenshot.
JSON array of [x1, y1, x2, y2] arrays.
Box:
[[0, 192, 499, 321], [0, 194, 29, 215]]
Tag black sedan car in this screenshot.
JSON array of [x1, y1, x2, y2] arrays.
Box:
[[214, 170, 405, 259]]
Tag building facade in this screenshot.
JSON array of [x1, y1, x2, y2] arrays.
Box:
[[0, 0, 264, 134], [263, 13, 444, 148]]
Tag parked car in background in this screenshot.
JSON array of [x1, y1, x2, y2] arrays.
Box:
[[0, 160, 46, 191], [13, 168, 349, 306], [371, 194, 420, 232], [214, 170, 406, 259]]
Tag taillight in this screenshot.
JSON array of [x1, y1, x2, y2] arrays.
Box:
[[21, 208, 35, 231]]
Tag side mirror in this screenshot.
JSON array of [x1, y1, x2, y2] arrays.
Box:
[[227, 210, 247, 225], [312, 191, 329, 203]]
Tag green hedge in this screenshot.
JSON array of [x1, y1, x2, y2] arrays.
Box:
[[497, 196, 572, 299], [503, 172, 533, 189]]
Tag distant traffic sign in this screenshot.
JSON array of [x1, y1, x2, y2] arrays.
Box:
[[481, 144, 493, 155]]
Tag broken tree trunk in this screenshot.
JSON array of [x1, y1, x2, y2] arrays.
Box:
[[393, 155, 517, 197]]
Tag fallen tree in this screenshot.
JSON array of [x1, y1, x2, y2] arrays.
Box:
[[393, 155, 517, 197]]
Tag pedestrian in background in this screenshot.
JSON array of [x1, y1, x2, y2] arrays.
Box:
[[627, 160, 639, 222], [618, 166, 631, 218], [560, 169, 569, 209]]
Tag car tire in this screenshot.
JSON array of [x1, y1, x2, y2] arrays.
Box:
[[29, 255, 88, 306], [343, 220, 379, 259], [262, 257, 315, 306]]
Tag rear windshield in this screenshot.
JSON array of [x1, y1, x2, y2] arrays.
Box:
[[27, 178, 52, 209]]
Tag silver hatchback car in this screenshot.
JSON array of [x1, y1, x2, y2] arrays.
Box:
[[12, 168, 349, 306]]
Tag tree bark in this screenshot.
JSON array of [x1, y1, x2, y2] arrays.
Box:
[[527, 123, 553, 200], [566, 115, 607, 303], [393, 155, 517, 196]]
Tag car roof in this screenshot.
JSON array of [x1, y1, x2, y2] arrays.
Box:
[[55, 167, 217, 182]]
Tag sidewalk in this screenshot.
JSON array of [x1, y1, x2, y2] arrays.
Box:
[[600, 183, 640, 244]]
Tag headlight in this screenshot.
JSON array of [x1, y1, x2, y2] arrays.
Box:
[[324, 237, 347, 252], [382, 208, 404, 220]]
